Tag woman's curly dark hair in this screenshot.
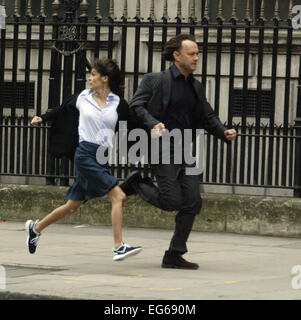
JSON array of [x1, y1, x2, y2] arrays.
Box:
[[162, 34, 197, 62], [92, 58, 124, 97]]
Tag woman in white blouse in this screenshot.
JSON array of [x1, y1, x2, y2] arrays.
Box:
[[27, 59, 142, 261]]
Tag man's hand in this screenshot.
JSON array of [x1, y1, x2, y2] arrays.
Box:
[[31, 116, 43, 126], [224, 128, 237, 141], [151, 122, 165, 138]]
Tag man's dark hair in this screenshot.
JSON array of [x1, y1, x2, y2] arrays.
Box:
[[162, 34, 197, 62]]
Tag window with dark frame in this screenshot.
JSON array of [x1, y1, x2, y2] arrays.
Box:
[[232, 88, 273, 118], [1, 82, 35, 109]]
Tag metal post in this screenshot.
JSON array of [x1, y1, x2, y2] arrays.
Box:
[[294, 82, 301, 197]]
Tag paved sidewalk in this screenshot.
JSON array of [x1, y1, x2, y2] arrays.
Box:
[[0, 221, 301, 300]]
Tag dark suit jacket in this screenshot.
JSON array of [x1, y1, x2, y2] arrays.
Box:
[[41, 94, 132, 160], [129, 68, 228, 141]]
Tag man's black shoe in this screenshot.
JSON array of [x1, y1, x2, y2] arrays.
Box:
[[119, 170, 142, 196], [161, 251, 199, 270]]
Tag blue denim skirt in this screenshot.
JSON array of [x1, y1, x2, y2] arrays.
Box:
[[66, 141, 118, 201]]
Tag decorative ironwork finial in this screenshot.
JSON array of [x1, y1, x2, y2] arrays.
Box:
[[52, 0, 61, 17], [273, 0, 281, 22], [40, 0, 46, 18], [230, 0, 238, 22], [121, 0, 128, 20], [244, 0, 252, 22], [109, 0, 115, 20], [203, 0, 209, 21], [288, 0, 293, 20], [135, 0, 142, 20], [1, 0, 7, 18], [162, 0, 170, 20], [26, 0, 33, 18], [176, 0, 182, 20], [189, 0, 196, 22], [95, 0, 102, 20], [259, 0, 266, 22], [149, 0, 155, 21], [14, 0, 20, 18], [80, 0, 89, 18], [217, 0, 225, 22]]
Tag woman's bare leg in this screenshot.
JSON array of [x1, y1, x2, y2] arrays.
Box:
[[107, 185, 126, 249], [35, 200, 84, 233]]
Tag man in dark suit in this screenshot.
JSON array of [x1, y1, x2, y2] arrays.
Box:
[[122, 34, 237, 270]]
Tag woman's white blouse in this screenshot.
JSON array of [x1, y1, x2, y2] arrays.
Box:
[[76, 89, 120, 148]]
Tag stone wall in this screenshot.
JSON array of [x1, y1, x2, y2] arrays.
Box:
[[1, 184, 301, 237]]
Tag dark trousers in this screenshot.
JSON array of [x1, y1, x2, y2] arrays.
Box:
[[133, 164, 202, 255]]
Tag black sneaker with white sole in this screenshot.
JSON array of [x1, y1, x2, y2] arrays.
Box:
[[25, 220, 41, 254], [113, 242, 142, 261]]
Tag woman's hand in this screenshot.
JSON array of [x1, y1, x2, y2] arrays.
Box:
[[31, 116, 43, 126]]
